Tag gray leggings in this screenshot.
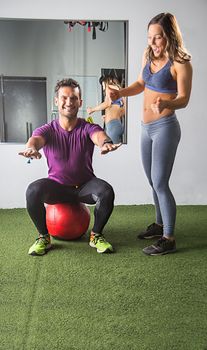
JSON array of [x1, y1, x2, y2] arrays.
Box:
[[105, 119, 124, 144], [141, 114, 181, 236]]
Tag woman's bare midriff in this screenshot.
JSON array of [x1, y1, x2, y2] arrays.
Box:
[[143, 88, 177, 123], [104, 104, 125, 124]]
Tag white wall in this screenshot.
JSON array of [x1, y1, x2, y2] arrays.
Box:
[[0, 0, 206, 207]]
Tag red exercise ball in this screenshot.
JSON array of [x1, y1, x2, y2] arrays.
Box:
[[46, 203, 90, 240]]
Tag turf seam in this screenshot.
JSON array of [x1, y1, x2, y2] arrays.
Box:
[[21, 261, 42, 350]]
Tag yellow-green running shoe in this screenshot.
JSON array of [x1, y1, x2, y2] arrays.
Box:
[[89, 234, 114, 253], [28, 235, 52, 256]]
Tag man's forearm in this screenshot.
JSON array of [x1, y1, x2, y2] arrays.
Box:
[[91, 131, 113, 147], [26, 136, 45, 151]]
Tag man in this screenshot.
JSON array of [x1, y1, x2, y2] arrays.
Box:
[[19, 78, 121, 256]]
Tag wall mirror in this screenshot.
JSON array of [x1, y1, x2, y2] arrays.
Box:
[[0, 19, 128, 144]]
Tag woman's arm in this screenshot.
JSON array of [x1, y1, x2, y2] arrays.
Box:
[[119, 79, 145, 97], [109, 76, 145, 100], [87, 96, 111, 115], [167, 61, 193, 109], [109, 52, 146, 99], [151, 61, 193, 114]]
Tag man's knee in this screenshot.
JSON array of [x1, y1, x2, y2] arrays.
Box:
[[26, 179, 46, 202], [101, 182, 115, 203]]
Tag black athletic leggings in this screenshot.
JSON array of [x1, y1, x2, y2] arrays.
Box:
[[26, 177, 115, 236]]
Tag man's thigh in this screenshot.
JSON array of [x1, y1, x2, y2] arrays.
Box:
[[77, 177, 113, 204], [30, 178, 79, 204]]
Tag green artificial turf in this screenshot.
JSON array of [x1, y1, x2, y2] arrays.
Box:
[[0, 205, 207, 350]]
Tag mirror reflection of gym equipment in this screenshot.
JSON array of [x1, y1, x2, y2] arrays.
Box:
[[0, 19, 128, 143]]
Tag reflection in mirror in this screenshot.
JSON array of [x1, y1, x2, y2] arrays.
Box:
[[0, 19, 128, 144]]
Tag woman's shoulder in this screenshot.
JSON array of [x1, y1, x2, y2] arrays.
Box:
[[171, 60, 193, 82], [173, 59, 193, 71]]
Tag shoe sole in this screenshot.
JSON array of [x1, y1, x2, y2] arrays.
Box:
[[89, 241, 114, 254], [28, 245, 52, 256], [97, 248, 114, 254], [143, 248, 177, 256], [138, 234, 163, 240]]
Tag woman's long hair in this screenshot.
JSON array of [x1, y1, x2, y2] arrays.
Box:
[[146, 12, 191, 63], [99, 76, 122, 98], [99, 75, 122, 90]]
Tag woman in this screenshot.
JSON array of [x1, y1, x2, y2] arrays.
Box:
[[109, 13, 193, 255], [87, 76, 125, 144]]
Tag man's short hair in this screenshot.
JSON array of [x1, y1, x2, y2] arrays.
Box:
[[55, 78, 82, 99]]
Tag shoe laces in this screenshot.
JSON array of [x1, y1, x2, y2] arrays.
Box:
[[91, 234, 105, 244], [96, 235, 106, 243], [156, 237, 171, 247], [36, 235, 50, 244], [147, 223, 156, 230]]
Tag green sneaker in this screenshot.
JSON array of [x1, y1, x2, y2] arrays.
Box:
[[28, 235, 52, 256], [89, 234, 114, 253]]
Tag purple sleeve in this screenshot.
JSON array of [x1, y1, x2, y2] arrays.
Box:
[[87, 123, 103, 138], [32, 123, 51, 142]]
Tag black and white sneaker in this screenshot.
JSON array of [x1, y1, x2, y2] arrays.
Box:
[[137, 223, 163, 240], [142, 237, 176, 256]]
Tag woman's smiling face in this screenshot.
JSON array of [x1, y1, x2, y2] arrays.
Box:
[[148, 24, 167, 58]]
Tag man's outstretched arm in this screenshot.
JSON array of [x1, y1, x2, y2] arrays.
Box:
[[91, 130, 122, 155], [18, 135, 46, 159]]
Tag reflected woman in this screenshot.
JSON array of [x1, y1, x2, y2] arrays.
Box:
[[87, 76, 125, 144], [109, 13, 193, 256]]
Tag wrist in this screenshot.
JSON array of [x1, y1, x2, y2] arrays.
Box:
[[102, 138, 113, 146], [25, 147, 37, 152]]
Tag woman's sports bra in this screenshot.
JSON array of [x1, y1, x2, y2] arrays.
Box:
[[111, 97, 124, 107], [142, 60, 177, 94]]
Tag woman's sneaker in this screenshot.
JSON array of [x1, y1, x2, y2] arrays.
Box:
[[89, 234, 114, 253], [142, 237, 176, 256], [28, 234, 52, 256], [137, 223, 163, 240]]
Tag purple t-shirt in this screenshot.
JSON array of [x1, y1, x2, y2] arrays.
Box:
[[33, 118, 103, 186]]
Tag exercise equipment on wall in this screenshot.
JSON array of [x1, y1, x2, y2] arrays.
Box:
[[64, 20, 108, 39]]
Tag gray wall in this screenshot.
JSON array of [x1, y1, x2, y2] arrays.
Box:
[[0, 0, 206, 208]]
